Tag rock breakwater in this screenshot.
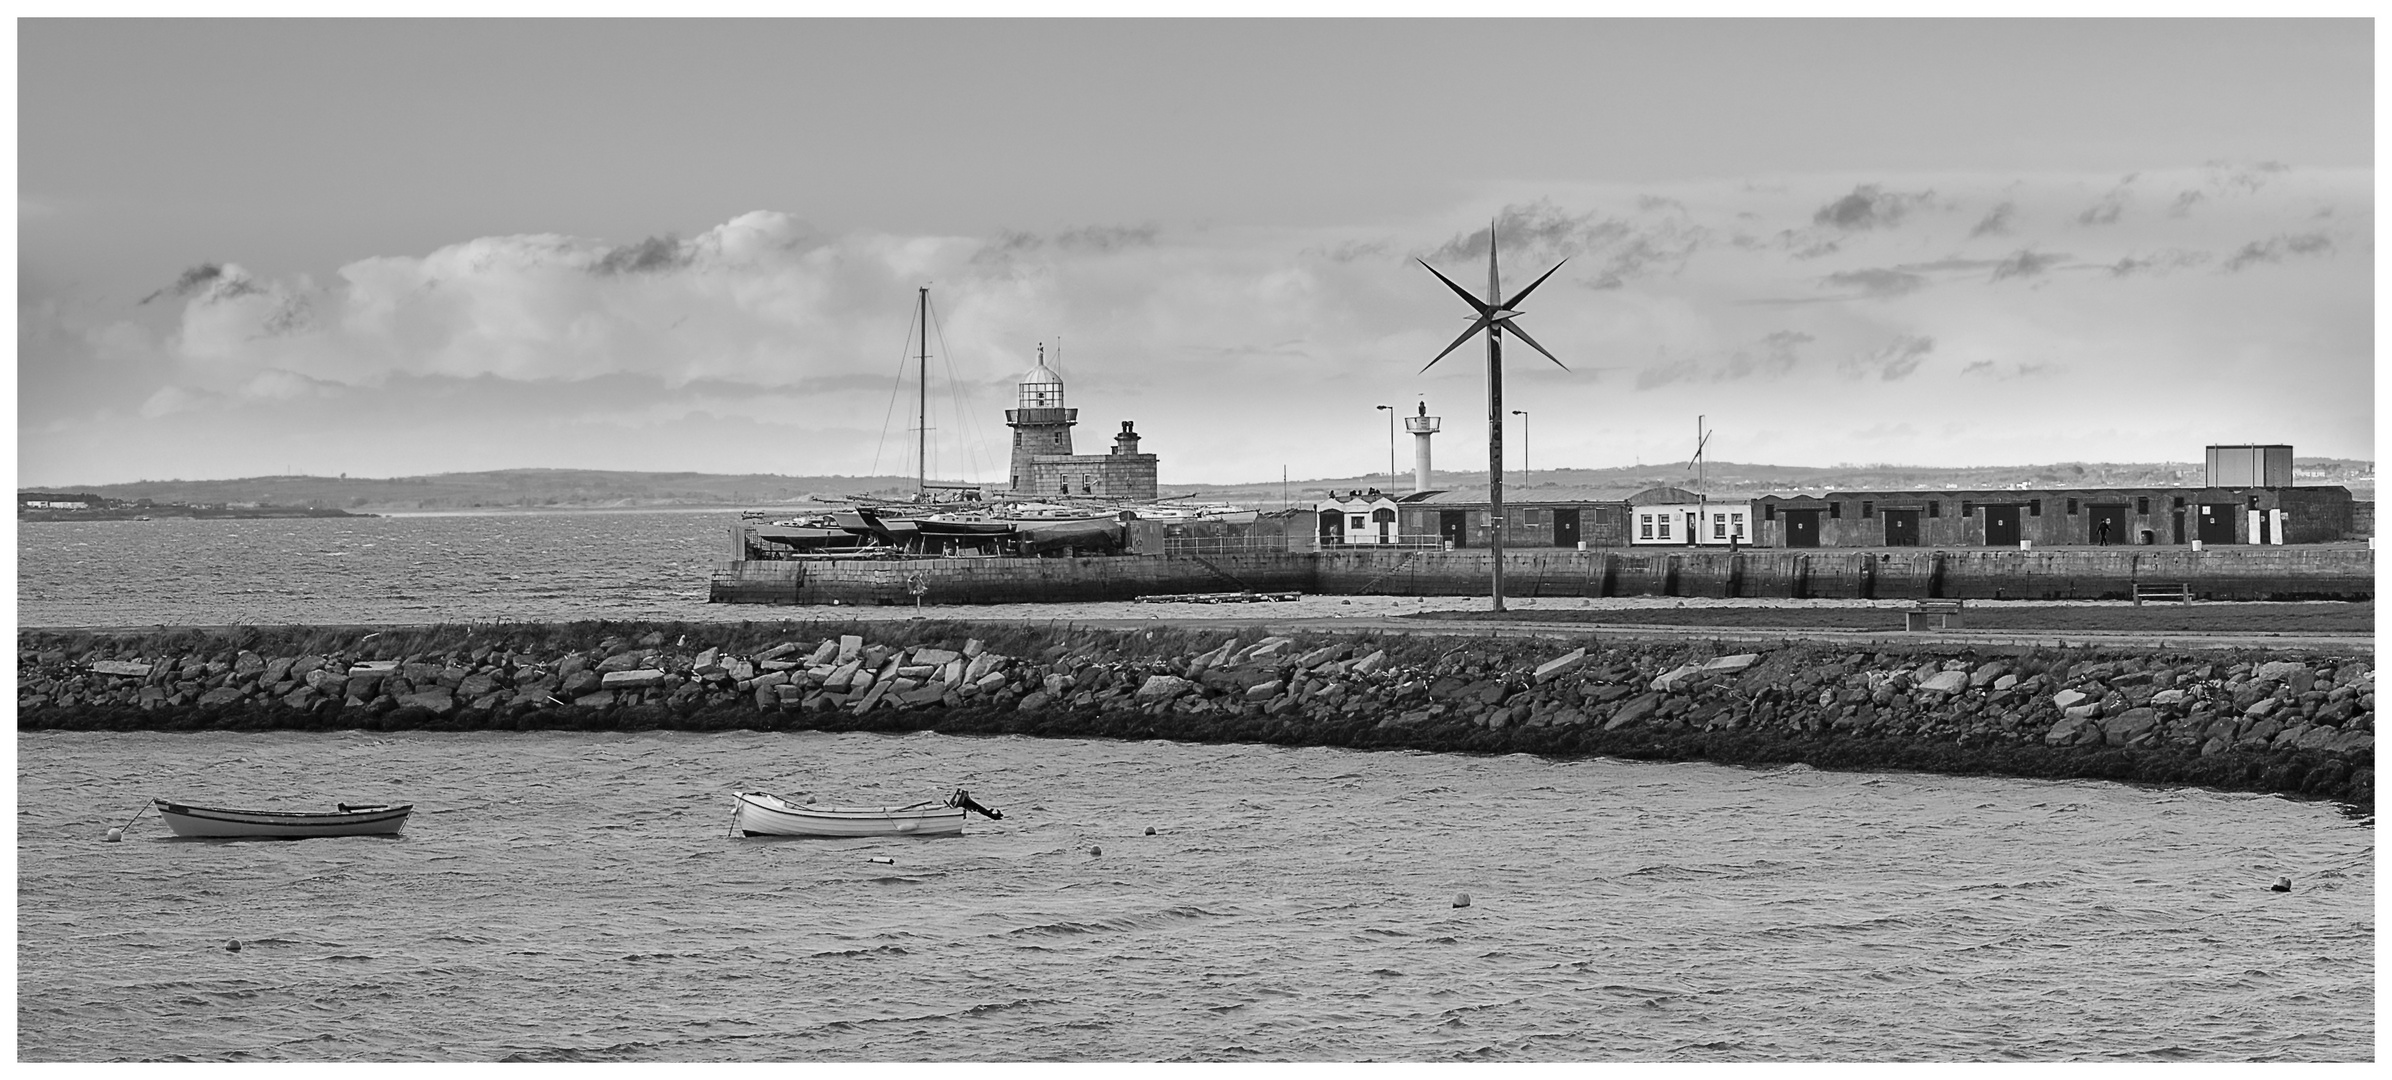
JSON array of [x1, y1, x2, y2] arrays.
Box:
[[18, 621, 2374, 807]]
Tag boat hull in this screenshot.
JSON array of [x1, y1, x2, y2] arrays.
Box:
[[154, 800, 412, 839], [731, 791, 967, 838]]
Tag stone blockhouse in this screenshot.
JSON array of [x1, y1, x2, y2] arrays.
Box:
[[1003, 350, 1159, 502]]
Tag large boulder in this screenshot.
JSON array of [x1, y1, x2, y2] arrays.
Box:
[[2052, 689, 2089, 710], [1650, 664, 1705, 693], [600, 669, 665, 690], [1917, 670, 1969, 695], [1702, 653, 1759, 674], [398, 689, 456, 716], [1136, 675, 1194, 703], [1969, 661, 2010, 688], [2100, 707, 2161, 746], [1605, 693, 1661, 730]]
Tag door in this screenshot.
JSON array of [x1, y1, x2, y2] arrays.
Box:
[[1373, 507, 1395, 544], [2171, 510, 2185, 545], [2088, 505, 2129, 546], [1439, 510, 1468, 548], [1317, 509, 1343, 546], [2196, 504, 2234, 544], [1783, 509, 1820, 548], [1984, 504, 2021, 546], [1883, 508, 1920, 547], [1553, 508, 1581, 548]]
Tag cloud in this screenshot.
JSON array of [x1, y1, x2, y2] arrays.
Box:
[[591, 233, 694, 275], [1960, 359, 2058, 380], [1990, 249, 2065, 281], [2076, 175, 2136, 226], [139, 263, 262, 305], [1811, 184, 1930, 231], [1724, 330, 1811, 379], [2222, 233, 2335, 271], [1841, 334, 1933, 381], [1969, 202, 2015, 237], [2168, 190, 2205, 218], [1425, 198, 1709, 290], [1822, 268, 1926, 298], [2106, 249, 2212, 277]]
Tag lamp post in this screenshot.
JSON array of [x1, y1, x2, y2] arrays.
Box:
[[1375, 404, 1395, 485], [1510, 409, 1528, 490]]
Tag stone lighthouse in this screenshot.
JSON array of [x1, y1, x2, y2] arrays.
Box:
[[1005, 345, 1076, 492], [1403, 400, 1441, 493], [1003, 344, 1160, 500]]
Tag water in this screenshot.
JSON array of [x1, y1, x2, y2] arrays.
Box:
[[15, 730, 2373, 1061], [16, 511, 735, 627], [14, 511, 2378, 1060]]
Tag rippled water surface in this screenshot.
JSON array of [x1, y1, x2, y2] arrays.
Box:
[[17, 731, 2372, 1062]]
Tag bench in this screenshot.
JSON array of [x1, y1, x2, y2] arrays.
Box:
[[2132, 582, 2192, 606], [1904, 598, 1965, 631]]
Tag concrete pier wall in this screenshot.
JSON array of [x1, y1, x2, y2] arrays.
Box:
[[712, 545, 2374, 606]]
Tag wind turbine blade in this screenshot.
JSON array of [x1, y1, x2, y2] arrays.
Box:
[[1501, 259, 1569, 309], [1487, 220, 1502, 304], [1421, 316, 1495, 372], [1417, 259, 1491, 314], [1495, 318, 1568, 371]]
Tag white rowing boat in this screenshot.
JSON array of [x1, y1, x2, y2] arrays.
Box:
[[152, 799, 412, 839], [731, 788, 1002, 838]]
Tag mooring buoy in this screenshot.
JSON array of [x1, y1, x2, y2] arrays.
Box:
[[104, 828, 123, 843], [868, 856, 894, 865], [1144, 827, 1156, 836], [225, 939, 242, 952], [2271, 876, 2292, 892], [1453, 893, 1472, 908], [1089, 845, 1102, 857]]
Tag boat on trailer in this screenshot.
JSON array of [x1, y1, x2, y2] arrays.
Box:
[[152, 799, 412, 839], [731, 788, 1003, 838]]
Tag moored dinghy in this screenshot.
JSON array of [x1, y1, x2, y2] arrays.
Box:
[[731, 788, 1003, 838], [152, 799, 412, 839]]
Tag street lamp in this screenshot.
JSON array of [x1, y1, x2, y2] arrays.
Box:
[[1375, 404, 1395, 485], [1511, 409, 1529, 490]]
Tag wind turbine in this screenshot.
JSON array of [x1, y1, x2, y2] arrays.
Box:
[[1418, 220, 1568, 613]]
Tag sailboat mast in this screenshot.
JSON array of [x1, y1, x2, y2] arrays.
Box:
[[916, 286, 929, 500]]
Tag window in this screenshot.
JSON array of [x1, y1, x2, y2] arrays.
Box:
[[2029, 499, 2042, 516], [1829, 502, 1842, 519], [1349, 516, 1365, 530], [2066, 498, 2079, 515], [1639, 517, 1653, 539], [2136, 496, 2150, 514], [1763, 503, 1776, 521], [1658, 516, 1671, 540], [1713, 515, 1727, 540], [1862, 500, 1874, 518], [1929, 501, 1941, 518], [2172, 496, 2186, 509], [1961, 501, 1974, 516], [2248, 495, 2261, 509], [1731, 513, 1746, 537]]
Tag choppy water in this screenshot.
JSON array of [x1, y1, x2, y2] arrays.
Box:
[[16, 512, 735, 627], [16, 730, 2373, 1062]]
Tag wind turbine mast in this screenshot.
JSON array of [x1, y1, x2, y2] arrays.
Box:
[[1417, 219, 1570, 614]]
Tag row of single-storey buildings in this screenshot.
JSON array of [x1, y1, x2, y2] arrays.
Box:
[[1310, 483, 2356, 551]]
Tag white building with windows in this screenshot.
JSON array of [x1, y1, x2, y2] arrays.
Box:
[[1630, 500, 1754, 547], [1315, 491, 1401, 545]]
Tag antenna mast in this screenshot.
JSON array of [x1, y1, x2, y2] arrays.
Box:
[[916, 286, 929, 500]]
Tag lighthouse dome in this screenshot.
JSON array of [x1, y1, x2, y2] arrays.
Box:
[[1017, 352, 1065, 409]]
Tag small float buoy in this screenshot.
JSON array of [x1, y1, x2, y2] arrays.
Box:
[[1089, 845, 1102, 857], [2271, 876, 2292, 892], [225, 939, 242, 952], [1453, 893, 1472, 908], [1144, 827, 1156, 836], [868, 856, 894, 865], [104, 828, 123, 843]]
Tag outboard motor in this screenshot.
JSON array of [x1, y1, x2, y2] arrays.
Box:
[[948, 788, 1003, 820]]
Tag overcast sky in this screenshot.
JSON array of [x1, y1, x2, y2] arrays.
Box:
[[16, 18, 2375, 488]]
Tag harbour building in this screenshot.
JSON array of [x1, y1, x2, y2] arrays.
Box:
[[1003, 347, 1159, 501]]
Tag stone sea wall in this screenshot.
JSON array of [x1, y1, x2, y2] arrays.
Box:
[[17, 622, 2374, 807], [712, 545, 2375, 606]]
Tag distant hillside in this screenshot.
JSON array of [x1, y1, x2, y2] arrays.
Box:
[[25, 459, 2372, 512]]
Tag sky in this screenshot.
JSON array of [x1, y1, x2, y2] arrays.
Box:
[[14, 18, 2376, 488]]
